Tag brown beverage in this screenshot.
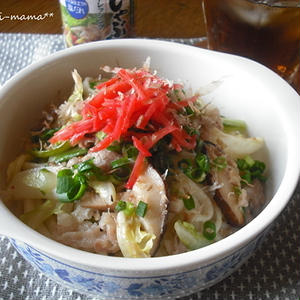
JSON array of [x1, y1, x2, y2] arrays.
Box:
[[202, 0, 300, 85]]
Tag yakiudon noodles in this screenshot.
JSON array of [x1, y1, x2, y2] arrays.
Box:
[[4, 61, 267, 258]]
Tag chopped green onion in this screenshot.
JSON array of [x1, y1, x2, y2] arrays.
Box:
[[182, 194, 195, 210], [90, 168, 109, 181], [56, 170, 74, 194], [237, 158, 248, 170], [184, 106, 194, 116], [73, 159, 108, 181], [179, 158, 207, 183], [195, 153, 210, 173], [107, 141, 122, 153], [122, 144, 138, 159], [252, 160, 266, 173], [89, 81, 98, 89], [124, 202, 135, 216], [40, 128, 59, 141], [183, 125, 198, 136], [56, 169, 87, 203], [111, 157, 131, 169], [58, 184, 86, 203], [74, 172, 87, 184], [57, 168, 74, 177], [31, 141, 71, 158], [213, 156, 227, 170], [136, 201, 148, 217], [186, 168, 206, 183], [241, 170, 252, 183], [244, 155, 255, 167], [251, 160, 267, 182], [203, 221, 216, 240], [115, 200, 127, 212], [51, 147, 88, 163], [73, 159, 94, 172], [237, 156, 266, 184], [64, 176, 86, 202]]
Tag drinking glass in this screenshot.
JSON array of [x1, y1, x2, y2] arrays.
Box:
[[202, 0, 300, 91]]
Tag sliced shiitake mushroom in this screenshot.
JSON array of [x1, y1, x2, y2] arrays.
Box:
[[204, 142, 245, 227]]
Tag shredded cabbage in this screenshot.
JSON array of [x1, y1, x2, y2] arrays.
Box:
[[89, 181, 116, 204], [9, 168, 58, 200], [20, 199, 56, 229], [173, 172, 214, 224], [116, 211, 156, 258], [68, 69, 83, 102], [56, 70, 83, 125], [6, 154, 31, 184], [212, 127, 264, 159], [174, 220, 212, 250]]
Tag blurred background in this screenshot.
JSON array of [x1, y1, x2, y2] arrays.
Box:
[[0, 0, 206, 38]]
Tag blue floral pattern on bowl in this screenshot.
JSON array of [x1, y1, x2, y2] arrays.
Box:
[[10, 231, 267, 299]]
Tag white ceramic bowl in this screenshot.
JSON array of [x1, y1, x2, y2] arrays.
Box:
[[0, 39, 299, 299]]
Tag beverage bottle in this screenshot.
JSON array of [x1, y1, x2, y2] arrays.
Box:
[[59, 0, 132, 47]]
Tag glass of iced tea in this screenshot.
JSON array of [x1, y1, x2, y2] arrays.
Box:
[[202, 0, 300, 91]]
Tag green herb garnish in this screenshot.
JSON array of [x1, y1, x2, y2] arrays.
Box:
[[212, 156, 227, 170], [182, 194, 195, 210], [115, 200, 127, 212], [122, 144, 139, 159], [107, 141, 122, 153], [111, 157, 131, 169], [184, 106, 194, 116], [56, 169, 87, 203], [73, 159, 108, 181], [203, 220, 216, 240], [178, 156, 208, 183], [136, 201, 148, 217], [183, 125, 198, 136], [31, 141, 72, 158], [51, 146, 88, 163], [40, 128, 60, 141], [237, 155, 266, 184], [124, 202, 135, 216], [195, 153, 210, 173]]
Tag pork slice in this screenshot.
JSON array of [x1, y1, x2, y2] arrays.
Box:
[[56, 212, 119, 255], [81, 149, 121, 171]]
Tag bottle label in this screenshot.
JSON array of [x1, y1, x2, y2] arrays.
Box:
[[60, 0, 131, 47], [65, 0, 89, 19]]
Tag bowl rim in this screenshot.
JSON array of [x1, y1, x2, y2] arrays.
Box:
[[0, 38, 299, 273]]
